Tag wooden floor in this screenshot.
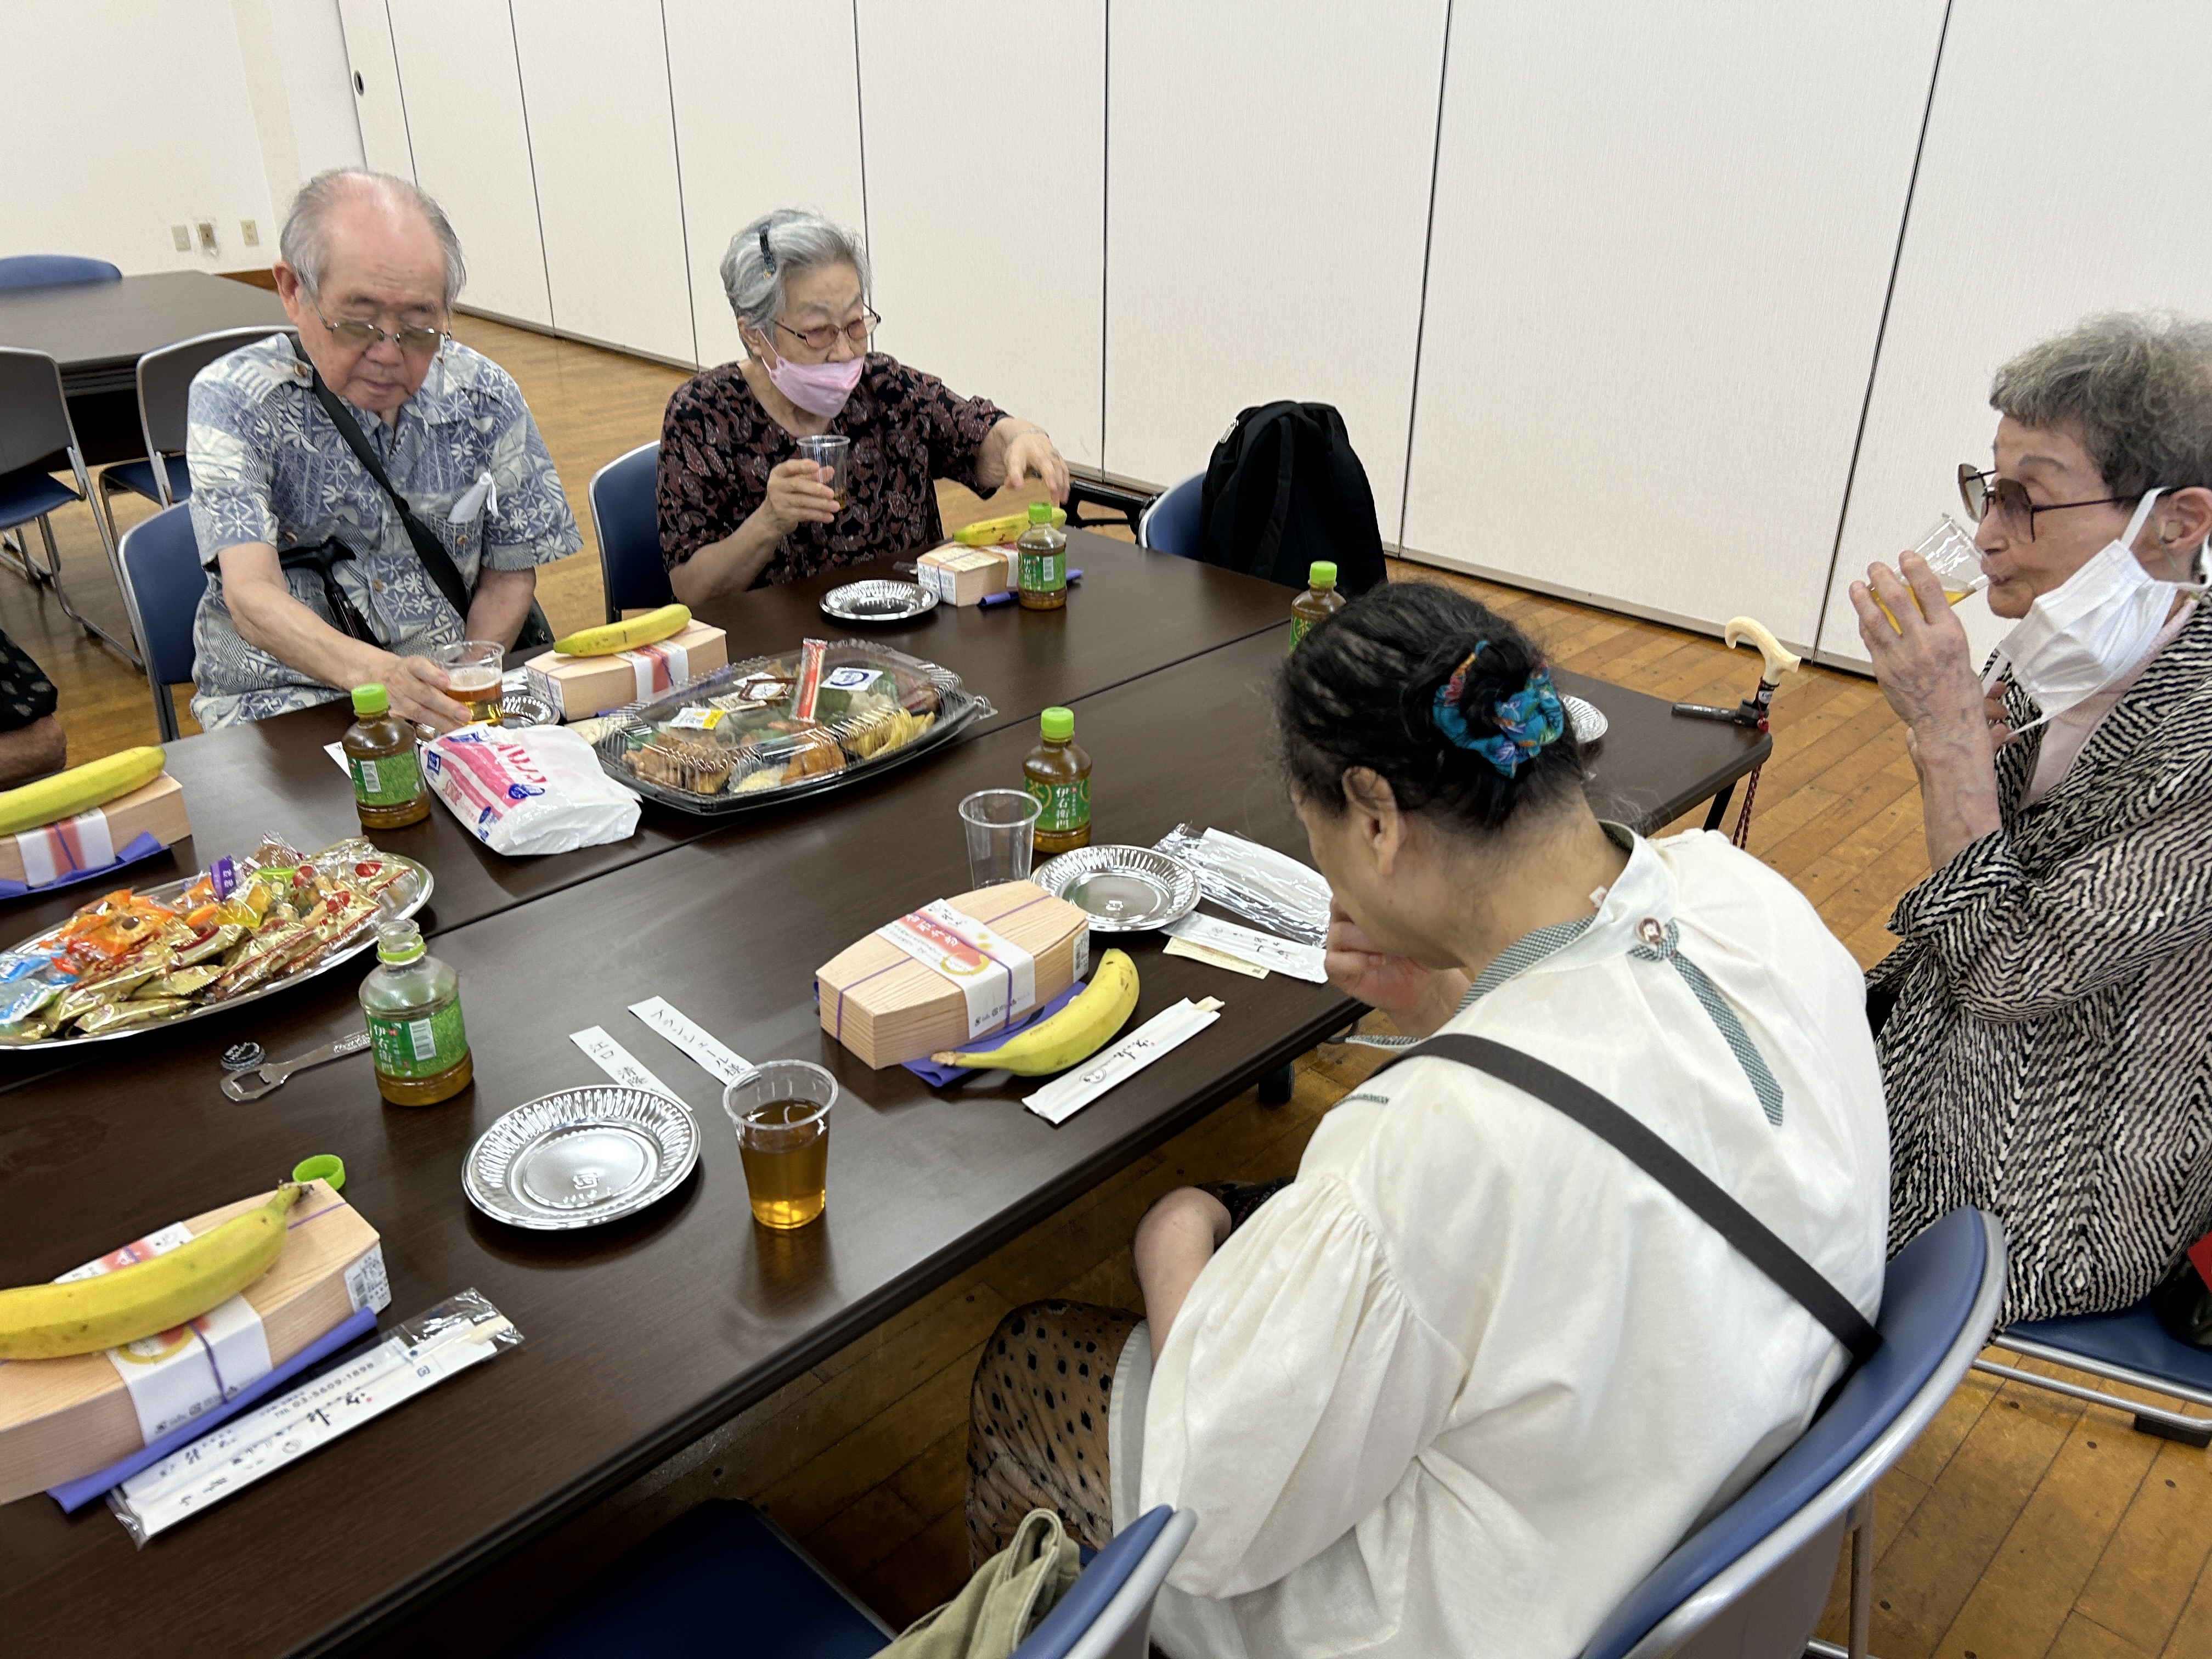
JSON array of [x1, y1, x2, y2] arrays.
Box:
[[26, 315, 2211, 1657]]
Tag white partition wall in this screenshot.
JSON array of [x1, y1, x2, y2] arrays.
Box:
[[384, 0, 551, 327], [1402, 0, 1947, 647], [1104, 1, 1446, 526], [1815, 0, 2212, 669], [857, 0, 1106, 467], [336, 1, 414, 185], [512, 0, 696, 365], [664, 0, 867, 374]]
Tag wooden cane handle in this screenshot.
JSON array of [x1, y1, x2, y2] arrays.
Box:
[[1722, 616, 1801, 681]]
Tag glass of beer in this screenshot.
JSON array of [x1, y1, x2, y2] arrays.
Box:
[[435, 639, 506, 725], [1914, 516, 1987, 606], [796, 433, 851, 510], [724, 1060, 836, 1229]]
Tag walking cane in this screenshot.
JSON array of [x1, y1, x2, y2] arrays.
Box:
[[1671, 616, 1800, 848]]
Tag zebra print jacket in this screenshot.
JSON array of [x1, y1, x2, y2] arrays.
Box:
[[1871, 599, 2212, 1324]]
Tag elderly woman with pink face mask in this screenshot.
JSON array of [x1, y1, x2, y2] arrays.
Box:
[[656, 208, 1069, 602], [1852, 311, 2212, 1327]]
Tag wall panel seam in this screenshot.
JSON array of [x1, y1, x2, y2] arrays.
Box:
[[382, 0, 418, 180], [852, 0, 872, 254], [1398, 0, 1454, 552], [658, 0, 699, 369], [1101, 0, 1111, 471], [504, 0, 556, 328]]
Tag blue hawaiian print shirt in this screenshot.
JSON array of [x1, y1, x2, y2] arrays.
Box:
[[184, 332, 580, 728]]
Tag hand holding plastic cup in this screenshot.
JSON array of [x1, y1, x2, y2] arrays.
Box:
[[1875, 516, 1987, 630], [432, 639, 506, 725], [724, 1060, 836, 1229], [796, 434, 851, 510], [960, 789, 1041, 887]]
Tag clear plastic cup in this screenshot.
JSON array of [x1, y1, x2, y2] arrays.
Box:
[[797, 433, 851, 510], [433, 639, 506, 725], [724, 1060, 836, 1230], [960, 789, 1042, 887], [1913, 516, 1987, 605]]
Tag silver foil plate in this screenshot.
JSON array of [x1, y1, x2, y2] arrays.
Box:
[[1033, 845, 1202, 933], [1563, 693, 1609, 744], [465, 1086, 698, 1230], [820, 580, 940, 623]]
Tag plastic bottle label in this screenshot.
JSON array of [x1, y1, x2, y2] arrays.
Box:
[[1025, 776, 1090, 834], [1018, 548, 1066, 595], [351, 749, 421, 808], [367, 1002, 467, 1081], [1289, 617, 1316, 653]]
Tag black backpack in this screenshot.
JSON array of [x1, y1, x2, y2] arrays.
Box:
[[1195, 400, 1387, 593]]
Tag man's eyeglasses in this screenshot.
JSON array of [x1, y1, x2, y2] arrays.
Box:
[[313, 307, 449, 357], [775, 308, 881, 354], [1957, 464, 2132, 541]]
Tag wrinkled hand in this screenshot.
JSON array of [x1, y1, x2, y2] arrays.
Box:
[[1003, 430, 1069, 504], [1983, 681, 2017, 748], [1325, 900, 1463, 1029], [759, 456, 839, 535], [382, 653, 472, 734], [1847, 552, 1986, 736]]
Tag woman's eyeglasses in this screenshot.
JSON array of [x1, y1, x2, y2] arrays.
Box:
[[1957, 464, 2131, 541], [775, 309, 881, 354], [314, 308, 448, 357]]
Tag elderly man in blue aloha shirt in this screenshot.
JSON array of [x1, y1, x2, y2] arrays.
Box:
[[185, 168, 579, 731]]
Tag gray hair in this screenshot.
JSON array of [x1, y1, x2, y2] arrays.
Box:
[[1991, 311, 2212, 499], [280, 168, 467, 310], [720, 208, 869, 353]]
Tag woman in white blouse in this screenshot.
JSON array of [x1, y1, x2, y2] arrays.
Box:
[[962, 582, 1889, 1658]]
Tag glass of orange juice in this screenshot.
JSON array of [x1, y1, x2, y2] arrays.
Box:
[[724, 1060, 835, 1229]]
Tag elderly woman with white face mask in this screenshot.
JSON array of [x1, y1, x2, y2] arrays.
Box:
[[656, 208, 1069, 602], [1852, 311, 2212, 1325]]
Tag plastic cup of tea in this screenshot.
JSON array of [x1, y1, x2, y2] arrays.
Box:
[[724, 1060, 836, 1229], [960, 789, 1042, 887], [796, 433, 852, 510], [1913, 516, 1987, 604], [433, 639, 506, 725]]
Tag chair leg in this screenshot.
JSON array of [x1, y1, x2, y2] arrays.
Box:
[[0, 524, 38, 584], [1972, 1355, 2212, 1446], [33, 511, 143, 667]]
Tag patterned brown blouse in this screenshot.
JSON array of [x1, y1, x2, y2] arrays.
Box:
[[656, 354, 1007, 586]]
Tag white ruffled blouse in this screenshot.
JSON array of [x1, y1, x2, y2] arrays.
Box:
[[1111, 827, 1890, 1658]]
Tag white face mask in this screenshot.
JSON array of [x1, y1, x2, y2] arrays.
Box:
[[1984, 488, 2203, 732]]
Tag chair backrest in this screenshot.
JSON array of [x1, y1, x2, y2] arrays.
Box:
[[139, 326, 294, 459], [0, 255, 121, 290], [1012, 1506, 1194, 1659], [1137, 472, 1204, 558], [116, 504, 206, 715], [0, 348, 77, 475], [589, 440, 674, 622], [1579, 1206, 2006, 1659]]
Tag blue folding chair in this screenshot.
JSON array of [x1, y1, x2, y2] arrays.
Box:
[[97, 325, 290, 546], [1579, 1206, 2006, 1659], [114, 504, 206, 742], [1976, 1298, 2212, 1448], [0, 347, 140, 665], [1136, 471, 1203, 559], [0, 255, 121, 289], [589, 439, 674, 623], [504, 1500, 1193, 1659]]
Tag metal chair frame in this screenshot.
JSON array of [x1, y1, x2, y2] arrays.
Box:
[[0, 347, 140, 665], [1972, 1329, 2212, 1448]]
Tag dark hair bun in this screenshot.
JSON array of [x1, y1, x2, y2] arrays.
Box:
[[1276, 580, 1583, 832]]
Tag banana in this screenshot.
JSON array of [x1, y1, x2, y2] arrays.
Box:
[[0, 1184, 302, 1361], [551, 603, 692, 658], [0, 745, 165, 836], [933, 949, 1139, 1075], [952, 506, 1067, 546]]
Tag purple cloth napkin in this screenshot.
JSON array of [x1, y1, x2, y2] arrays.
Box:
[[903, 979, 1087, 1086], [47, 1305, 380, 1511], [977, 569, 1084, 609], [0, 831, 166, 902]]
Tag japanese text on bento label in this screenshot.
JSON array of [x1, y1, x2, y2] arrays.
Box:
[[876, 902, 1038, 1038]]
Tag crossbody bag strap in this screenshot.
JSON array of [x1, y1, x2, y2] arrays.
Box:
[[297, 354, 476, 625], [1375, 1032, 1880, 1363]]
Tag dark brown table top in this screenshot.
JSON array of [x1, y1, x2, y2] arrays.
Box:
[[0, 631, 1765, 1657], [0, 270, 289, 396]]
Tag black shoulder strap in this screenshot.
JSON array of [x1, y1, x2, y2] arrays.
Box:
[[298, 354, 475, 625], [1375, 1033, 1880, 1364]]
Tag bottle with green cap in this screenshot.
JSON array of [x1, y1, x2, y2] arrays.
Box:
[[1023, 706, 1092, 854], [359, 916, 472, 1107], [1015, 500, 1068, 611], [1289, 561, 1346, 653], [343, 683, 428, 830]]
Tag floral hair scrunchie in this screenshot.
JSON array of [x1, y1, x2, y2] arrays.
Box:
[[1431, 642, 1566, 777]]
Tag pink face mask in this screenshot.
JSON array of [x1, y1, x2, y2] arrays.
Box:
[[764, 348, 864, 417]]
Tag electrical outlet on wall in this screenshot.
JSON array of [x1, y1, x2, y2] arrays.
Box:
[[171, 225, 191, 252], [240, 219, 259, 247], [195, 219, 218, 257]]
